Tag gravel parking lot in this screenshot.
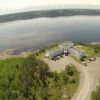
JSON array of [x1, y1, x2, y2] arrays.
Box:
[[45, 56, 74, 72], [44, 56, 100, 100]]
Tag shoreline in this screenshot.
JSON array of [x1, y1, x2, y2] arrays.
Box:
[[0, 41, 100, 60]]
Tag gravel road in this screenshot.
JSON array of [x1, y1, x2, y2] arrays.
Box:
[[45, 56, 100, 100]]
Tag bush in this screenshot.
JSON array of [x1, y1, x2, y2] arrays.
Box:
[[70, 78, 76, 84], [66, 67, 74, 76], [91, 85, 100, 100], [61, 72, 69, 84]]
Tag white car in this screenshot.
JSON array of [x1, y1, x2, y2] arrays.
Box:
[[82, 62, 87, 66], [91, 58, 95, 61]]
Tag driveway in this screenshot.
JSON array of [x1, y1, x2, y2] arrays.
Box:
[[44, 56, 100, 100]]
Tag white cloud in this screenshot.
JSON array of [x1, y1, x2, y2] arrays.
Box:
[[0, 0, 100, 15]]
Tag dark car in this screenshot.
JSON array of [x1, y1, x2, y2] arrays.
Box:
[[60, 55, 63, 58], [82, 62, 87, 66]]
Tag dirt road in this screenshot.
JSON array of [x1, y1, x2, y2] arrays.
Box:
[[45, 56, 100, 100]]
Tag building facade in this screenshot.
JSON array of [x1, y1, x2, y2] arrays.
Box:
[[46, 48, 64, 59], [45, 42, 85, 59], [69, 48, 85, 59]]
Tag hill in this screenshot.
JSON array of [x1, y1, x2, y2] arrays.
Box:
[[0, 9, 100, 23]]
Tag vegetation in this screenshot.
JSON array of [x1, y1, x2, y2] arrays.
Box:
[[74, 42, 85, 46], [74, 42, 100, 61], [91, 81, 100, 100], [1, 9, 100, 23], [34, 43, 58, 59], [82, 44, 100, 59], [0, 58, 24, 100], [0, 54, 79, 100]]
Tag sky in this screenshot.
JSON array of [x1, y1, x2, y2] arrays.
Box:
[[0, 0, 100, 15]]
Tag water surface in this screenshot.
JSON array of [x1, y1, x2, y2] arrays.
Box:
[[0, 16, 100, 50]]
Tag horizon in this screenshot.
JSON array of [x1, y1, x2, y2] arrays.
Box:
[[1, 0, 100, 15], [0, 8, 100, 16]]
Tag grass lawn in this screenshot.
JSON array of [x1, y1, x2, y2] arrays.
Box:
[[36, 52, 45, 59], [82, 45, 100, 59], [0, 58, 24, 76]]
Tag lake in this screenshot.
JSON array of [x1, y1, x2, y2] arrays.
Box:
[[0, 16, 100, 50]]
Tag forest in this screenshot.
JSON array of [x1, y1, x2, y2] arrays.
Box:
[[0, 9, 100, 23], [0, 54, 79, 100]]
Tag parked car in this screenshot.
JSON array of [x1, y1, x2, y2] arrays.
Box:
[[87, 60, 91, 63], [89, 58, 93, 62], [54, 56, 60, 60], [53, 58, 56, 61], [57, 56, 61, 59], [90, 58, 95, 61], [60, 55, 63, 58], [82, 62, 87, 66]]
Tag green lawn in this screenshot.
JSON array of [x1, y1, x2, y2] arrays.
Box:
[[82, 45, 100, 59], [0, 58, 24, 76]]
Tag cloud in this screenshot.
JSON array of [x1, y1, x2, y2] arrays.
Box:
[[0, 0, 100, 15]]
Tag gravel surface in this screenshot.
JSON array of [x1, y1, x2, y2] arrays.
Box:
[[45, 56, 100, 100]]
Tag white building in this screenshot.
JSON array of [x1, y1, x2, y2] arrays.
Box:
[[45, 48, 64, 59], [69, 48, 85, 59], [45, 42, 85, 59]]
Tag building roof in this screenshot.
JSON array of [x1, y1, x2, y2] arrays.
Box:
[[70, 47, 85, 53]]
